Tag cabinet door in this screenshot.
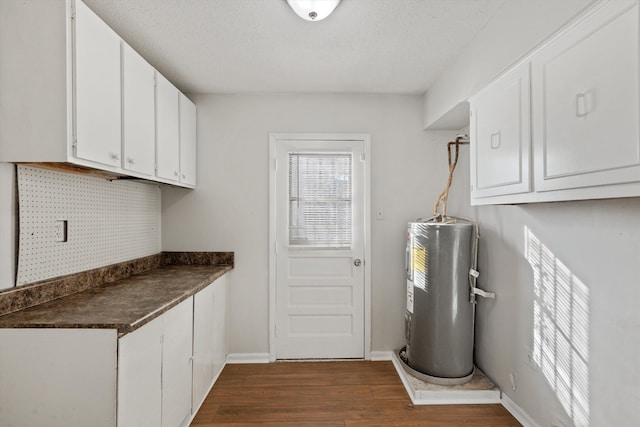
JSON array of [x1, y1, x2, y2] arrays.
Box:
[[74, 0, 121, 168], [156, 73, 181, 182], [118, 316, 163, 427], [212, 275, 228, 378], [532, 0, 640, 192], [162, 297, 194, 427], [192, 283, 215, 411], [470, 61, 531, 199], [179, 94, 197, 186], [122, 43, 155, 176], [0, 329, 117, 427]]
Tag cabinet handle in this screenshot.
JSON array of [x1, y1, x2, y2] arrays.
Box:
[[575, 93, 588, 117], [490, 132, 501, 149], [110, 153, 120, 161], [181, 173, 186, 179], [127, 157, 135, 165], [174, 171, 179, 177]]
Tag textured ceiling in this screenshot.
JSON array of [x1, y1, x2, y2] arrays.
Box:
[[82, 0, 507, 95]]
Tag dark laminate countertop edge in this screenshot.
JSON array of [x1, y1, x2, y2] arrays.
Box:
[[0, 251, 234, 317], [0, 252, 234, 337]]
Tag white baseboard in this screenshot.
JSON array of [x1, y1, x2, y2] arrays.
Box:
[[501, 393, 541, 427], [369, 351, 394, 361], [226, 353, 270, 364]]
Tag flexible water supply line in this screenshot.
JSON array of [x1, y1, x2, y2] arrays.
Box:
[[433, 134, 469, 218]]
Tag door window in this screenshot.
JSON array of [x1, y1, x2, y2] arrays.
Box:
[[288, 153, 352, 248]]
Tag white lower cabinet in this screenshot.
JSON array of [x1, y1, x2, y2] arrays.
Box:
[[192, 274, 228, 413], [118, 316, 163, 427], [192, 282, 216, 409], [212, 275, 229, 379], [161, 298, 194, 427], [118, 298, 193, 427], [0, 276, 228, 427], [0, 329, 118, 427]]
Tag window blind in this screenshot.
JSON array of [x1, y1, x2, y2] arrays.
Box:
[[288, 152, 352, 247]]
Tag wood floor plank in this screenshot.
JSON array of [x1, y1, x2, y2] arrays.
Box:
[[190, 361, 522, 426], [209, 384, 373, 404], [370, 383, 412, 400]]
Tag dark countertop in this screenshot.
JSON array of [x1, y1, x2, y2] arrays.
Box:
[[0, 262, 232, 336]]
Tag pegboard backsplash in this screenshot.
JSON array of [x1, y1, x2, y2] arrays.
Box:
[[17, 165, 161, 285]]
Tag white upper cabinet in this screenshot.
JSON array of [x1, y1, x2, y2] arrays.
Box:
[[470, 62, 531, 199], [122, 43, 156, 176], [470, 0, 640, 205], [179, 94, 197, 186], [0, 0, 196, 188], [532, 0, 640, 192], [74, 0, 121, 168], [156, 73, 181, 182]]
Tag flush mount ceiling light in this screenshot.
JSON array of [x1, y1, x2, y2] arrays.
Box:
[[286, 0, 341, 21]]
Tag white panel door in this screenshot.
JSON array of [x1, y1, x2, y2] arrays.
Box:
[[117, 316, 162, 427], [122, 43, 155, 176], [74, 0, 121, 168], [274, 138, 366, 359], [532, 0, 640, 191], [179, 94, 197, 186], [156, 73, 180, 182], [192, 283, 215, 411], [162, 297, 194, 427]]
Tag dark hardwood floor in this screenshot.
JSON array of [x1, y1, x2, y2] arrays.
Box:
[[190, 361, 522, 426]]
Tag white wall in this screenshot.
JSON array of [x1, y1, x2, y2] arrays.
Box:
[[0, 163, 16, 290], [423, 0, 594, 129], [472, 199, 640, 427], [161, 94, 467, 355]]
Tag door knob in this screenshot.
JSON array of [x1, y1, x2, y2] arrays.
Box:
[[354, 259, 362, 267]]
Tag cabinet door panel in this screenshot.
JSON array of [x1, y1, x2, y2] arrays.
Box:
[[212, 275, 228, 377], [470, 62, 531, 199], [162, 297, 194, 427], [74, 0, 121, 167], [193, 283, 215, 411], [179, 94, 197, 186], [0, 329, 117, 427], [156, 73, 180, 181], [123, 43, 155, 176], [533, 1, 640, 191], [118, 316, 162, 427]]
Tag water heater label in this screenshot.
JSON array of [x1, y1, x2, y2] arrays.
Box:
[[412, 246, 426, 273], [407, 280, 414, 313]]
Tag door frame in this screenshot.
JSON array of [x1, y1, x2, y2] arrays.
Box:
[[268, 133, 371, 362]]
